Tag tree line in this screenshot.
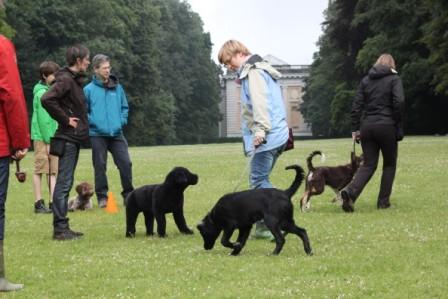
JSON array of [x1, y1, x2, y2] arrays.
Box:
[[2, 0, 446, 143], [301, 0, 448, 137], [1, 0, 222, 145]]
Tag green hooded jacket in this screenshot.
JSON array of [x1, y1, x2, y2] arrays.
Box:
[[31, 81, 58, 143]]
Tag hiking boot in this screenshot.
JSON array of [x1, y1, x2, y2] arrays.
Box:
[[34, 199, 52, 214], [252, 221, 274, 240], [341, 190, 354, 213], [53, 229, 84, 241], [253, 230, 274, 240], [98, 199, 107, 208]]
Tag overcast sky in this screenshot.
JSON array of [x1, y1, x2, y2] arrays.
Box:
[[186, 0, 328, 65]]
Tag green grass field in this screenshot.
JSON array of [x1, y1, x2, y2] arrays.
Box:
[[3, 136, 448, 298]]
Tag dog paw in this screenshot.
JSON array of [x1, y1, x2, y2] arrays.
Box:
[[182, 229, 194, 235], [158, 233, 167, 238], [146, 232, 154, 237], [233, 242, 242, 250], [125, 232, 135, 238]]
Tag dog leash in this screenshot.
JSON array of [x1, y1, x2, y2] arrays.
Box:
[[232, 152, 255, 193], [232, 140, 266, 192], [353, 139, 356, 156]]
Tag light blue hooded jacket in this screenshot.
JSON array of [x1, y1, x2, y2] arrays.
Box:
[[84, 75, 129, 137], [238, 55, 288, 155]]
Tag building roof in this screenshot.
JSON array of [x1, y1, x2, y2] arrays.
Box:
[[263, 54, 289, 66], [221, 54, 310, 80]]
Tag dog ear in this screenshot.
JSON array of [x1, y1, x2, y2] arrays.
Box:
[[75, 183, 83, 194], [85, 182, 93, 193]]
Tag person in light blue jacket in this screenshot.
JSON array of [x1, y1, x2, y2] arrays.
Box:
[[84, 54, 133, 208], [218, 40, 289, 239]]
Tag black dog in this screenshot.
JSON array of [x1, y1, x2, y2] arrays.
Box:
[[299, 150, 363, 212], [125, 167, 198, 238], [197, 165, 312, 256]]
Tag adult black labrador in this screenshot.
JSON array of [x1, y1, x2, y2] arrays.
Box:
[[125, 167, 198, 238], [197, 165, 312, 256]]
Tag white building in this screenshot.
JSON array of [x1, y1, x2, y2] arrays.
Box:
[[219, 55, 312, 138]]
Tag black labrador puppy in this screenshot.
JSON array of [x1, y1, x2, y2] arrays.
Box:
[[197, 165, 312, 256], [125, 167, 198, 238]]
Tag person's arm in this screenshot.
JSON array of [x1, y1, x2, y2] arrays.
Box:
[[41, 78, 70, 126], [247, 69, 271, 144], [35, 89, 52, 143], [83, 85, 92, 124], [83, 85, 91, 113], [119, 85, 129, 126], [391, 76, 405, 124], [0, 37, 30, 154], [350, 80, 365, 141]]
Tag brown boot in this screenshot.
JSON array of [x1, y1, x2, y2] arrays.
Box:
[[0, 240, 23, 292]]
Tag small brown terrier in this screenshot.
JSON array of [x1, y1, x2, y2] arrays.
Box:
[[299, 151, 363, 212], [68, 182, 94, 211]]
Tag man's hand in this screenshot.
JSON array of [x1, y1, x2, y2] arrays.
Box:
[[69, 117, 79, 128], [352, 131, 361, 143], [253, 135, 265, 147], [12, 148, 28, 161]]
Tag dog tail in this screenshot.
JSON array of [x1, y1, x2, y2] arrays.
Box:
[[284, 164, 305, 199], [307, 151, 324, 171]]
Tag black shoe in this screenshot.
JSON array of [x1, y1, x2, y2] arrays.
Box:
[[34, 199, 52, 214], [53, 229, 83, 241], [341, 190, 354, 213]]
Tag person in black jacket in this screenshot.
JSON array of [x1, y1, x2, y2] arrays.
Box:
[[41, 45, 90, 240], [340, 53, 405, 212]]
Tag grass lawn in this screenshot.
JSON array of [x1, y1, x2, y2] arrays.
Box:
[[4, 136, 448, 298]]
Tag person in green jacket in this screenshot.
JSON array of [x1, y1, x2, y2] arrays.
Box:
[[31, 61, 60, 213]]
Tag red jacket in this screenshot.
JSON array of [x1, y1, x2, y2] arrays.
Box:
[[0, 35, 30, 158]]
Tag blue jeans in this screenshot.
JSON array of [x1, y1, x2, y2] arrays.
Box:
[[0, 158, 9, 240], [249, 145, 285, 189], [90, 135, 133, 202], [53, 142, 79, 232]]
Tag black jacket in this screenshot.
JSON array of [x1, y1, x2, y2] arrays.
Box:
[[351, 65, 405, 131], [41, 67, 89, 145]]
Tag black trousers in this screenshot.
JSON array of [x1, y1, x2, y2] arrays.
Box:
[[91, 135, 134, 202], [346, 124, 398, 205]]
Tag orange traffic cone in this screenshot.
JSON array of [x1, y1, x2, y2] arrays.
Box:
[[105, 191, 119, 214]]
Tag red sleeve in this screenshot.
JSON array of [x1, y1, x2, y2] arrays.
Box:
[[0, 35, 31, 151]]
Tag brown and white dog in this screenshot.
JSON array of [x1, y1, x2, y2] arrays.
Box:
[[68, 182, 94, 211], [299, 151, 363, 212]]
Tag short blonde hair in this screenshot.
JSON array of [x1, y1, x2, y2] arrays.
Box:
[[218, 39, 251, 65], [374, 53, 396, 69]]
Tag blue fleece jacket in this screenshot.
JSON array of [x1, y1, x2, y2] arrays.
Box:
[[84, 75, 129, 137]]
